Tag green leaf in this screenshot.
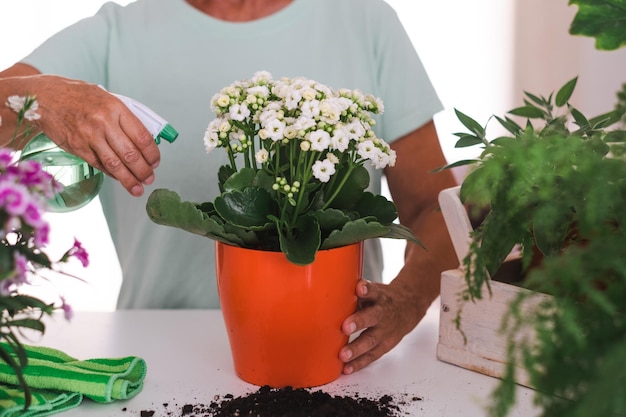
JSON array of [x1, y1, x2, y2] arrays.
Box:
[[431, 159, 479, 173], [214, 188, 277, 229], [495, 115, 523, 135], [383, 223, 424, 248], [354, 192, 398, 225], [508, 106, 545, 118], [321, 219, 389, 249], [454, 134, 484, 148], [278, 215, 321, 265], [556, 77, 578, 106], [217, 165, 235, 193], [312, 208, 351, 235], [146, 189, 249, 245], [569, 0, 626, 50], [454, 108, 485, 136], [223, 167, 256, 191], [524, 91, 547, 107], [325, 164, 370, 210], [569, 104, 589, 129]]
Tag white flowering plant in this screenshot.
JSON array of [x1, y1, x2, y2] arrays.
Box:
[[1, 95, 89, 409], [147, 72, 420, 265]]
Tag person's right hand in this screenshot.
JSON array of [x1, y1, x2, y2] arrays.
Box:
[[1, 64, 160, 196]]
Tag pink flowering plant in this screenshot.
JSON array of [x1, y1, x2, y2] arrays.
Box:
[[147, 71, 420, 265], [1, 95, 89, 408]]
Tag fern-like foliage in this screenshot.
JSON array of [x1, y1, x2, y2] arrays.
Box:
[[443, 78, 626, 417]]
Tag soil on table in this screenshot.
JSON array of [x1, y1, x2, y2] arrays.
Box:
[[128, 385, 423, 417]]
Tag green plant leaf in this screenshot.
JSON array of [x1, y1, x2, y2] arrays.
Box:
[[383, 223, 424, 248], [354, 192, 398, 225], [321, 218, 389, 249], [278, 214, 321, 265], [325, 164, 370, 210], [454, 134, 484, 148], [555, 77, 578, 106], [454, 109, 485, 136], [431, 159, 479, 173], [217, 165, 236, 193], [146, 189, 249, 246], [508, 105, 545, 118], [569, 104, 590, 129], [312, 208, 351, 235], [569, 0, 626, 50], [214, 187, 277, 229], [223, 167, 256, 191], [495, 115, 523, 135]]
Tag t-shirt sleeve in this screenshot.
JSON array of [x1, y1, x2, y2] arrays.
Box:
[[20, 2, 119, 85], [372, 2, 443, 142]]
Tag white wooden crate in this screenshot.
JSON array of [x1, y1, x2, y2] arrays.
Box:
[[436, 186, 548, 388], [437, 268, 548, 388]]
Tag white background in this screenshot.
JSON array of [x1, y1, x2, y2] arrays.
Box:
[[2, 0, 625, 310]]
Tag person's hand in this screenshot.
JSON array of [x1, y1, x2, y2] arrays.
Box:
[[1, 64, 160, 196], [33, 75, 160, 196], [339, 279, 427, 375]]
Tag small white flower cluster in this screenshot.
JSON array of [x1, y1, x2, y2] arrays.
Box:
[[6, 95, 41, 122], [204, 71, 395, 184]]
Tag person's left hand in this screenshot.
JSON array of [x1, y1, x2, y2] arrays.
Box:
[[339, 279, 426, 374]]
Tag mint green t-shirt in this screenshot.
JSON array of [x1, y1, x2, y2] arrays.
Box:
[[22, 0, 443, 309]]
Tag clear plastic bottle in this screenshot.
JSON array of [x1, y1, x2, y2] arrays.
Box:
[[19, 91, 178, 212]]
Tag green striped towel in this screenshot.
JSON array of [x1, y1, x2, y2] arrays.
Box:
[[0, 343, 147, 417]]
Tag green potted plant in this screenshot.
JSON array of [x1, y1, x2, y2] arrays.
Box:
[[145, 71, 422, 388], [437, 1, 626, 416]]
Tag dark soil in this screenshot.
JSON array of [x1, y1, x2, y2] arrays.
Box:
[[126, 385, 423, 417]]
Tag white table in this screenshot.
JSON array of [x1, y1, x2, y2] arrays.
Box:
[[33, 299, 539, 416]]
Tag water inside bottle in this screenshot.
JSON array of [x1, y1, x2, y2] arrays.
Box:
[[20, 133, 104, 213]]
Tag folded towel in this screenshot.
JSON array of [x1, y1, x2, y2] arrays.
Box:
[[0, 343, 147, 417]]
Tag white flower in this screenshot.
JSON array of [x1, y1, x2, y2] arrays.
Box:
[[346, 120, 366, 140], [6, 96, 26, 113], [260, 107, 280, 125], [216, 94, 231, 108], [203, 120, 220, 153], [370, 149, 391, 169], [312, 159, 336, 183], [255, 149, 269, 164], [309, 130, 331, 152], [284, 125, 297, 139], [284, 88, 303, 110], [6, 96, 41, 121], [251, 70, 272, 84], [264, 118, 286, 142], [292, 116, 316, 132], [330, 127, 350, 152], [326, 153, 340, 164], [319, 99, 341, 124], [357, 139, 377, 161], [300, 99, 321, 119], [247, 85, 270, 99], [229, 103, 251, 121], [218, 120, 231, 133]]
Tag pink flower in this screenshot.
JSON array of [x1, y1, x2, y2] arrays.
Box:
[[0, 182, 28, 216], [60, 296, 74, 321], [63, 238, 90, 267]]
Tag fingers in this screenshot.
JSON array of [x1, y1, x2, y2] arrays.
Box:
[[339, 280, 410, 375], [98, 110, 159, 196]]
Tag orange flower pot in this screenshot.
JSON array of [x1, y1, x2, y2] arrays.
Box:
[[215, 241, 363, 388]]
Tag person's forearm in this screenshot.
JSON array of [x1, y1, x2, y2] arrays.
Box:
[[390, 203, 457, 322]]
